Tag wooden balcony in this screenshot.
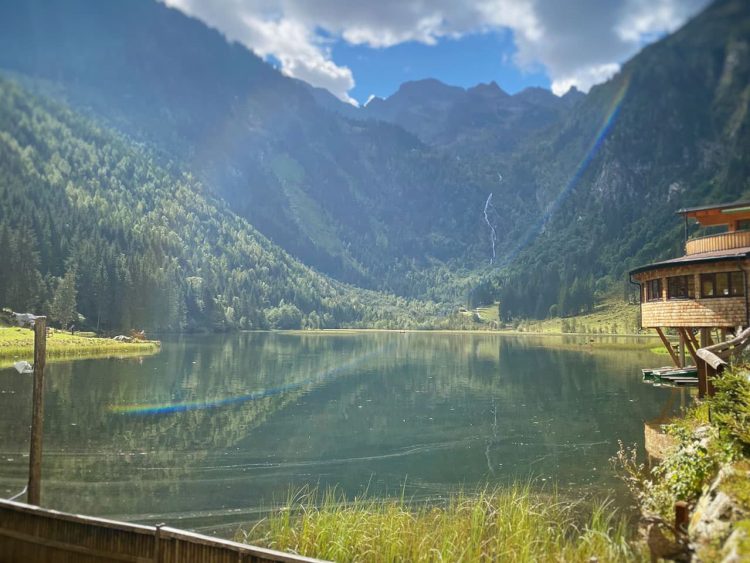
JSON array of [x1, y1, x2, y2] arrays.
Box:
[[686, 231, 750, 255]]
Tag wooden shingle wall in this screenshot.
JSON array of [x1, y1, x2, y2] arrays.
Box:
[[642, 297, 746, 327], [634, 261, 749, 328]]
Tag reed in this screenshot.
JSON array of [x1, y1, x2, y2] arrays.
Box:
[[239, 483, 639, 562]]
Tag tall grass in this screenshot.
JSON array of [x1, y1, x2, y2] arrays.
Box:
[[239, 484, 639, 562]]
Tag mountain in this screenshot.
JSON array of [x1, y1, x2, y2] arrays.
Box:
[[358, 79, 581, 154], [0, 0, 747, 326], [0, 0, 502, 298], [0, 78, 446, 331], [495, 0, 750, 319]]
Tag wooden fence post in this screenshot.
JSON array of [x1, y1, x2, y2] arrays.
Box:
[[154, 522, 164, 563], [28, 316, 47, 506]]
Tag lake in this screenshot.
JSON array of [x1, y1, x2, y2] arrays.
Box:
[[0, 332, 683, 536]]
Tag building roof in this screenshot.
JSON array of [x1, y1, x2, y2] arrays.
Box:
[[677, 200, 750, 216], [629, 246, 750, 276]]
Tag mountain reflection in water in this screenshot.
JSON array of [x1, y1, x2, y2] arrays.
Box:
[[0, 332, 678, 536]]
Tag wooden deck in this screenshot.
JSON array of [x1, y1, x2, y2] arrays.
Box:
[[0, 498, 325, 563]]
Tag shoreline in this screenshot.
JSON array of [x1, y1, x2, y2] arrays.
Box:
[[0, 326, 161, 368], [274, 327, 660, 338]]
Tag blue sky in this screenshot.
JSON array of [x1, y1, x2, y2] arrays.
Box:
[[163, 0, 712, 105], [331, 32, 551, 104]]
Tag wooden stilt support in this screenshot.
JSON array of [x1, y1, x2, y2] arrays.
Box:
[[655, 327, 680, 368], [697, 359, 707, 399], [686, 329, 700, 352], [697, 327, 712, 398], [678, 328, 699, 365], [28, 316, 47, 506], [678, 330, 686, 368], [706, 364, 716, 397]]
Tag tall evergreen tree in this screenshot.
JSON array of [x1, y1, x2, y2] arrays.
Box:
[[50, 269, 77, 329]]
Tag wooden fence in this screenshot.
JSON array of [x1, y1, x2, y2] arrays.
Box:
[[0, 498, 325, 563]]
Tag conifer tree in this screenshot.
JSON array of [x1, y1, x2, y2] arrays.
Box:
[[50, 269, 78, 329]]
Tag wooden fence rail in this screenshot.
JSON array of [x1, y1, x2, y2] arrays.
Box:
[[0, 498, 326, 563]]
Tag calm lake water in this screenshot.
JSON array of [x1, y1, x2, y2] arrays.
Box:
[[0, 332, 684, 536]]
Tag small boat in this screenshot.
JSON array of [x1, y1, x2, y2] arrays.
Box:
[[642, 366, 673, 381], [642, 365, 699, 387]]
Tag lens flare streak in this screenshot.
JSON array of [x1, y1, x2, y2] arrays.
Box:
[[502, 75, 630, 264], [109, 347, 385, 416]]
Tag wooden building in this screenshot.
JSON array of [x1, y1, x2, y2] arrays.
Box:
[[630, 200, 750, 395]]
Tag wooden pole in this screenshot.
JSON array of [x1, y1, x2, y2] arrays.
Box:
[[678, 328, 699, 365], [154, 523, 163, 563], [700, 328, 710, 348], [28, 316, 46, 506], [698, 359, 707, 399], [678, 330, 686, 368], [655, 328, 680, 368]]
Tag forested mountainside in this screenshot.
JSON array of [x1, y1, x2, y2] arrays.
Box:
[[0, 0, 515, 298], [495, 0, 750, 319], [0, 0, 747, 328], [0, 78, 446, 331]]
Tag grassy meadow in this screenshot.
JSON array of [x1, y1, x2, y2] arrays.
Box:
[[0, 326, 160, 368]]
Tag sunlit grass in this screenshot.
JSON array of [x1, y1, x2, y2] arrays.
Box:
[[238, 484, 640, 562], [0, 326, 160, 367], [513, 292, 641, 336]]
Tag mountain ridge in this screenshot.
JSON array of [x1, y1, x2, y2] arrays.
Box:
[[0, 0, 747, 325]]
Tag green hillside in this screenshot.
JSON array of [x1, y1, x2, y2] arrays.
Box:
[[496, 0, 750, 319], [0, 0, 747, 328], [0, 78, 446, 331]]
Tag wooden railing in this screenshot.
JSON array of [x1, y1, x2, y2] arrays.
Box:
[[695, 326, 750, 398], [0, 498, 326, 563], [686, 230, 750, 255]]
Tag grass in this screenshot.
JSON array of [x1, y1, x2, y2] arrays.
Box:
[[474, 303, 500, 324], [0, 326, 160, 367], [470, 294, 644, 337], [238, 484, 639, 563], [508, 294, 641, 336], [722, 460, 750, 509]]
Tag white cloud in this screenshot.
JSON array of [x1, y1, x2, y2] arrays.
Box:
[[163, 0, 358, 103], [616, 0, 707, 43], [161, 0, 711, 101], [550, 64, 621, 96], [513, 0, 711, 95]]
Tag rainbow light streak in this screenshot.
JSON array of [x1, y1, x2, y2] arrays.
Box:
[[109, 347, 384, 416], [501, 75, 631, 265]]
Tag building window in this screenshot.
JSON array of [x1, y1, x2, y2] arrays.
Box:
[[646, 278, 662, 301], [731, 271, 745, 296], [700, 271, 745, 298], [737, 220, 750, 231], [667, 275, 695, 299]]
